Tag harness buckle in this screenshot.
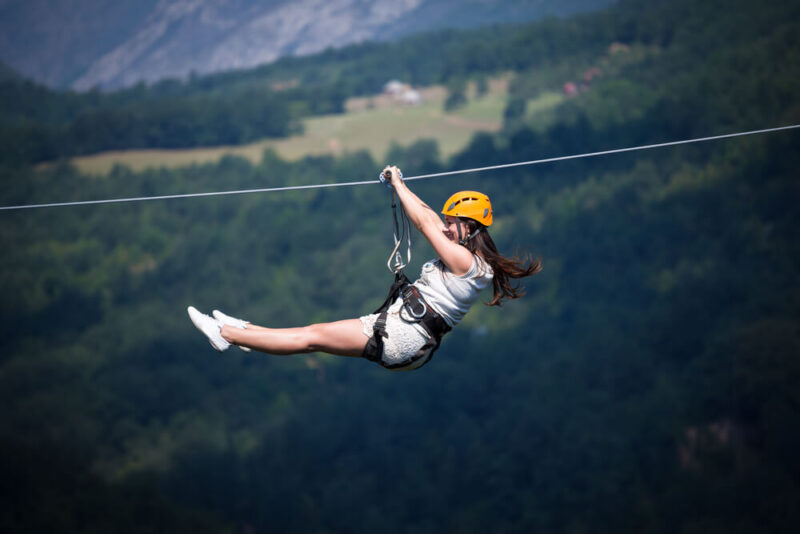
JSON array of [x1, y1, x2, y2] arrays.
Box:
[[402, 286, 428, 319]]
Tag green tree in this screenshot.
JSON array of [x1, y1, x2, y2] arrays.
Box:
[[444, 78, 467, 112]]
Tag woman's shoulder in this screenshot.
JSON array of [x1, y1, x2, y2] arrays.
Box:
[[441, 254, 493, 280], [430, 254, 492, 278], [471, 254, 494, 279]]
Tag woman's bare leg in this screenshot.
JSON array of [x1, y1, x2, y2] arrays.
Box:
[[235, 324, 269, 332], [220, 319, 368, 358]]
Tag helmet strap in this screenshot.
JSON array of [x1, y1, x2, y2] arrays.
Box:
[[458, 221, 483, 246]]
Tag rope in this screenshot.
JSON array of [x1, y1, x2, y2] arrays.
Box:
[[386, 189, 413, 274], [1, 124, 797, 212]]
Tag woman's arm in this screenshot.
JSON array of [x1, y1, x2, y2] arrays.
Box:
[[385, 166, 474, 275]]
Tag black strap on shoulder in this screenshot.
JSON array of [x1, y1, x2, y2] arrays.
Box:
[[372, 271, 411, 315]]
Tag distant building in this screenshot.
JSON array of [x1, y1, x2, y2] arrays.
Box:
[[383, 80, 406, 95], [401, 89, 421, 105], [383, 80, 423, 105]]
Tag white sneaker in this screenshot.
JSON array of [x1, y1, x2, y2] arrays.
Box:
[[213, 309, 252, 352], [212, 309, 250, 329], [187, 306, 230, 352]]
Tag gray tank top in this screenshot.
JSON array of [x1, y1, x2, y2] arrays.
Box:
[[413, 256, 493, 327]]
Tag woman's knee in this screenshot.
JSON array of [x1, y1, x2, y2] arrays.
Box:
[[302, 324, 327, 353], [302, 321, 365, 355]]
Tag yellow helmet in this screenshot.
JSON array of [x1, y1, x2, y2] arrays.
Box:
[[441, 191, 493, 227]]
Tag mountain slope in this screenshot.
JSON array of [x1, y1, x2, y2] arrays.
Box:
[[0, 0, 614, 90]]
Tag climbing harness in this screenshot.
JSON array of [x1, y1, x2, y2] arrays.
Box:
[[361, 269, 452, 370], [362, 169, 452, 370]]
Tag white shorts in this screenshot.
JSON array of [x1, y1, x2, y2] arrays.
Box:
[[360, 297, 432, 370]]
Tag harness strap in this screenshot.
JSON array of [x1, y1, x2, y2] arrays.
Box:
[[400, 285, 451, 338], [372, 271, 411, 315], [373, 312, 388, 338], [380, 336, 441, 370], [362, 271, 410, 364]]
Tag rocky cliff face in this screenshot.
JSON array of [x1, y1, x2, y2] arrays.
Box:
[[72, 0, 427, 90], [0, 0, 614, 90]]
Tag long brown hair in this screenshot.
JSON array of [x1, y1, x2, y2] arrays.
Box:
[[460, 217, 542, 306]]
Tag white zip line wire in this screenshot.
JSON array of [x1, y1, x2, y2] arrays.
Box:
[[1, 124, 798, 212]]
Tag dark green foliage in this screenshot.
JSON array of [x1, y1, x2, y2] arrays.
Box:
[[0, 81, 345, 165], [386, 139, 443, 177], [503, 98, 527, 129], [1, 0, 799, 532], [475, 75, 489, 98], [444, 79, 468, 111]]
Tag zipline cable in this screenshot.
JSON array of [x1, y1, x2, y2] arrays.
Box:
[[1, 124, 798, 212]]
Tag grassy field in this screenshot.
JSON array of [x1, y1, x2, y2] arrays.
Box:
[[69, 79, 563, 176]]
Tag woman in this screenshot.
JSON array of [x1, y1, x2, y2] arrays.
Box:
[[188, 165, 541, 370]]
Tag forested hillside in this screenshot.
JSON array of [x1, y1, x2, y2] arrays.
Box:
[[0, 0, 614, 90], [0, 0, 628, 165], [1, 0, 799, 532]]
